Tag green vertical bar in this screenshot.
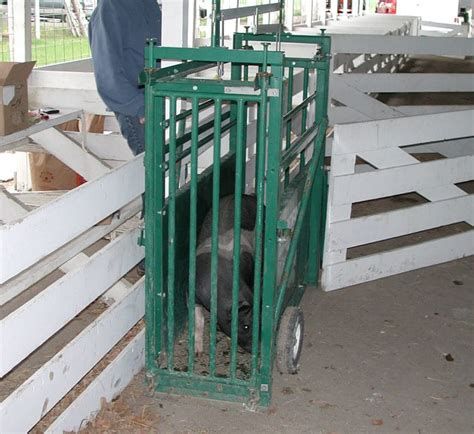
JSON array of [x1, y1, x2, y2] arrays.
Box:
[[167, 96, 177, 370], [301, 68, 309, 133], [176, 106, 186, 187], [230, 100, 245, 380], [300, 68, 310, 171], [306, 34, 331, 285], [151, 96, 166, 361], [187, 98, 199, 372], [211, 0, 221, 47], [209, 100, 222, 377], [251, 79, 269, 379], [284, 67, 294, 186], [144, 40, 158, 371], [243, 65, 249, 81], [230, 62, 242, 153], [259, 64, 284, 407]]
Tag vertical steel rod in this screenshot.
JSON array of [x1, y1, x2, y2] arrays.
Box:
[[230, 100, 245, 379], [187, 98, 200, 372], [285, 66, 294, 186], [209, 99, 222, 377], [167, 96, 177, 370]]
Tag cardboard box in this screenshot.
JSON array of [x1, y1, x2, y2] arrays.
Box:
[[29, 113, 105, 191], [0, 61, 36, 136]]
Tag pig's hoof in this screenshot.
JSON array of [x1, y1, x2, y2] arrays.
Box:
[[276, 307, 304, 374]]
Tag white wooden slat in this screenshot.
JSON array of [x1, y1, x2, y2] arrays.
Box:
[[44, 330, 145, 434], [0, 156, 144, 284], [0, 110, 84, 151], [0, 187, 30, 224], [29, 70, 97, 91], [329, 106, 371, 124], [0, 279, 144, 433], [358, 147, 418, 169], [322, 231, 474, 292], [407, 138, 474, 159], [333, 110, 474, 156], [332, 156, 474, 205], [330, 154, 356, 177], [330, 106, 474, 126], [327, 195, 474, 252], [415, 184, 469, 203], [330, 34, 474, 56], [30, 128, 111, 181], [0, 200, 141, 306], [60, 253, 132, 305], [331, 77, 403, 120], [357, 147, 469, 209], [29, 88, 108, 116], [337, 73, 474, 93], [0, 228, 144, 377], [65, 131, 132, 161]]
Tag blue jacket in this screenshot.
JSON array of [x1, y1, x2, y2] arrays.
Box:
[[88, 0, 161, 118]]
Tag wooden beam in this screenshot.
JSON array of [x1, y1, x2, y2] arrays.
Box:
[[30, 128, 111, 181], [327, 195, 474, 251], [337, 73, 474, 93], [65, 131, 132, 161], [0, 199, 141, 306], [12, 0, 31, 61], [44, 330, 145, 433], [331, 34, 474, 56], [0, 279, 144, 433], [333, 110, 474, 155], [0, 156, 144, 284], [331, 77, 404, 120], [0, 228, 144, 377], [0, 187, 30, 224], [322, 231, 474, 291], [332, 156, 474, 205], [0, 110, 84, 152]]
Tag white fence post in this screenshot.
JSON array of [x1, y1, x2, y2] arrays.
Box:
[[12, 0, 32, 61]]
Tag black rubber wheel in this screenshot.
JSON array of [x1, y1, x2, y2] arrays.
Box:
[[276, 307, 304, 374]]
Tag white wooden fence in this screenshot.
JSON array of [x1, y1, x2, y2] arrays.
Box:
[[329, 34, 474, 125], [0, 149, 146, 432], [322, 109, 474, 291]]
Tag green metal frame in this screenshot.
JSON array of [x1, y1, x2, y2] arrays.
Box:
[[142, 30, 330, 407]]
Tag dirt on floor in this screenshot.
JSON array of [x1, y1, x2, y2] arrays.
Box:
[[62, 55, 474, 434]]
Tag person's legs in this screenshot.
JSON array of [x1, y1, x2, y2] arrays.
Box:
[[115, 112, 146, 275], [114, 112, 145, 156]]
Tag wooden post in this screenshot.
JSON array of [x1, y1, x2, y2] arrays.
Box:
[[285, 0, 294, 31], [306, 0, 314, 27], [35, 0, 40, 39], [12, 0, 32, 61]]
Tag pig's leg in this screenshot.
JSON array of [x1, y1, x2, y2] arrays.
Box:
[[194, 304, 205, 356]]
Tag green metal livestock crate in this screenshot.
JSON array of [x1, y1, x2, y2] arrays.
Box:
[[140, 30, 330, 408]]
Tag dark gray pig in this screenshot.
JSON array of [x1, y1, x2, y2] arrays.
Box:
[[194, 194, 257, 355]]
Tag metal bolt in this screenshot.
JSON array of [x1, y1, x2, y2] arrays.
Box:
[[320, 28, 326, 36], [192, 85, 198, 91]]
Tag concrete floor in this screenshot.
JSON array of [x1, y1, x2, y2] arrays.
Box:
[[106, 256, 473, 434], [76, 54, 474, 433]]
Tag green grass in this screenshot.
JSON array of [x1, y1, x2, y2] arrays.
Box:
[[1, 23, 90, 66]]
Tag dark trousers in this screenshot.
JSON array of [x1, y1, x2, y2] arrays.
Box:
[[114, 112, 145, 156]]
